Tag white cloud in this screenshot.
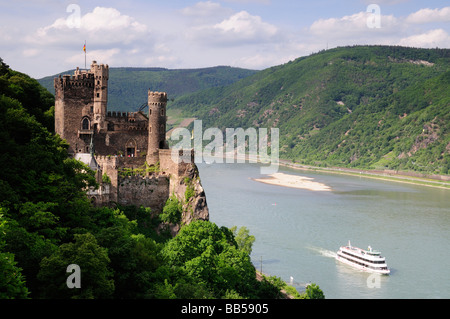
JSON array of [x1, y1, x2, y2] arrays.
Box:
[[215, 11, 277, 38], [398, 29, 450, 48], [181, 1, 230, 18], [187, 10, 279, 46], [405, 7, 450, 24], [41, 7, 148, 33], [310, 11, 399, 38], [34, 7, 149, 46], [67, 48, 121, 65], [306, 6, 450, 50]]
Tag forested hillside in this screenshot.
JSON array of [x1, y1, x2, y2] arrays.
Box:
[[1, 58, 308, 299], [38, 66, 257, 112], [170, 46, 450, 175]]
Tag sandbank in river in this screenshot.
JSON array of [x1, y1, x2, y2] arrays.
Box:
[[253, 172, 331, 191]]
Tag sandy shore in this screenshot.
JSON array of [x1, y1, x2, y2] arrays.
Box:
[[253, 172, 331, 191]]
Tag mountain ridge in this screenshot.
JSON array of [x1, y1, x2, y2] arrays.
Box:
[[37, 65, 258, 112], [170, 45, 450, 175]]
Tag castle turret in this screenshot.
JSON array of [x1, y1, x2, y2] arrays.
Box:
[[91, 61, 109, 132], [146, 91, 168, 165]]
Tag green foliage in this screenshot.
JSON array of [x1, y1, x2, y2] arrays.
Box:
[[161, 220, 280, 299], [118, 162, 160, 178], [102, 173, 111, 184], [1, 58, 54, 130], [161, 195, 182, 224], [0, 214, 29, 299], [300, 283, 325, 299], [184, 177, 195, 202], [230, 226, 255, 255], [37, 233, 114, 299]]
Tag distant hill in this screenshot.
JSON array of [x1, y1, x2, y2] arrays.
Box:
[[37, 66, 258, 112], [170, 46, 450, 175]]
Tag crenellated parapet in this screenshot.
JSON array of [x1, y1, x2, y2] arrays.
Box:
[[54, 72, 95, 90], [148, 91, 168, 105], [95, 155, 119, 164]]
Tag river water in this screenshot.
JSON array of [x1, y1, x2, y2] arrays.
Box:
[[196, 161, 450, 299]]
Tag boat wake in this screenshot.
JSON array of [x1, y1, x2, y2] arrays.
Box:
[[307, 246, 337, 258]]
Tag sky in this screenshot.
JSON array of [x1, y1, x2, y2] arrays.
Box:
[[1, 0, 449, 78]]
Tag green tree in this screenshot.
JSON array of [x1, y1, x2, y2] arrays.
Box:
[[160, 195, 182, 224], [161, 220, 277, 298], [95, 219, 163, 298], [300, 283, 325, 299], [230, 226, 255, 255], [0, 214, 29, 299], [37, 233, 114, 299]]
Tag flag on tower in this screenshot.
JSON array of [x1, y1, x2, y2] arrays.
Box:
[[83, 41, 86, 69]]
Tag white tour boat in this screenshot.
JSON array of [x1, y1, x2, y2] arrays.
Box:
[[336, 241, 390, 275]]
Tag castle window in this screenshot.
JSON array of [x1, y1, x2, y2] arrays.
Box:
[[160, 109, 164, 116], [82, 118, 90, 130], [97, 93, 100, 98], [160, 124, 165, 133]]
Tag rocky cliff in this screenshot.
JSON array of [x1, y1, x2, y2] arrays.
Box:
[[167, 163, 209, 235]]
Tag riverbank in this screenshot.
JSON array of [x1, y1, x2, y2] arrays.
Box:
[[279, 160, 450, 190], [202, 153, 450, 190]]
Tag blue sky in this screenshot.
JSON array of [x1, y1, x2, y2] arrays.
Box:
[[1, 0, 449, 78]]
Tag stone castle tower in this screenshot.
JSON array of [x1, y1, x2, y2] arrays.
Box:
[[147, 91, 169, 165], [53, 61, 207, 222], [92, 61, 109, 132], [54, 61, 110, 154]]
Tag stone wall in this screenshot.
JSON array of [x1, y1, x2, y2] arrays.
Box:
[[117, 174, 170, 213]]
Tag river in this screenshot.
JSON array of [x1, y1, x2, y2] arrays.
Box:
[[196, 161, 450, 299]]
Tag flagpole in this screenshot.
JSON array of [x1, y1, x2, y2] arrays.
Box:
[[84, 40, 86, 70]]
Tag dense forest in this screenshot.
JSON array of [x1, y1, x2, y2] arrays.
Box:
[[0, 58, 324, 299], [170, 46, 450, 175]]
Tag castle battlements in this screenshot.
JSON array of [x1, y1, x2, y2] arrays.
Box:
[[148, 91, 168, 106], [148, 91, 168, 99], [106, 111, 147, 119], [95, 155, 119, 163], [107, 111, 132, 118], [54, 73, 95, 88]]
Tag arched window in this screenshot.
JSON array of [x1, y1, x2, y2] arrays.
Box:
[[82, 118, 90, 130]]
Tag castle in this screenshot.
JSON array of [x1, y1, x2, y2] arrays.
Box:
[[54, 61, 207, 222]]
